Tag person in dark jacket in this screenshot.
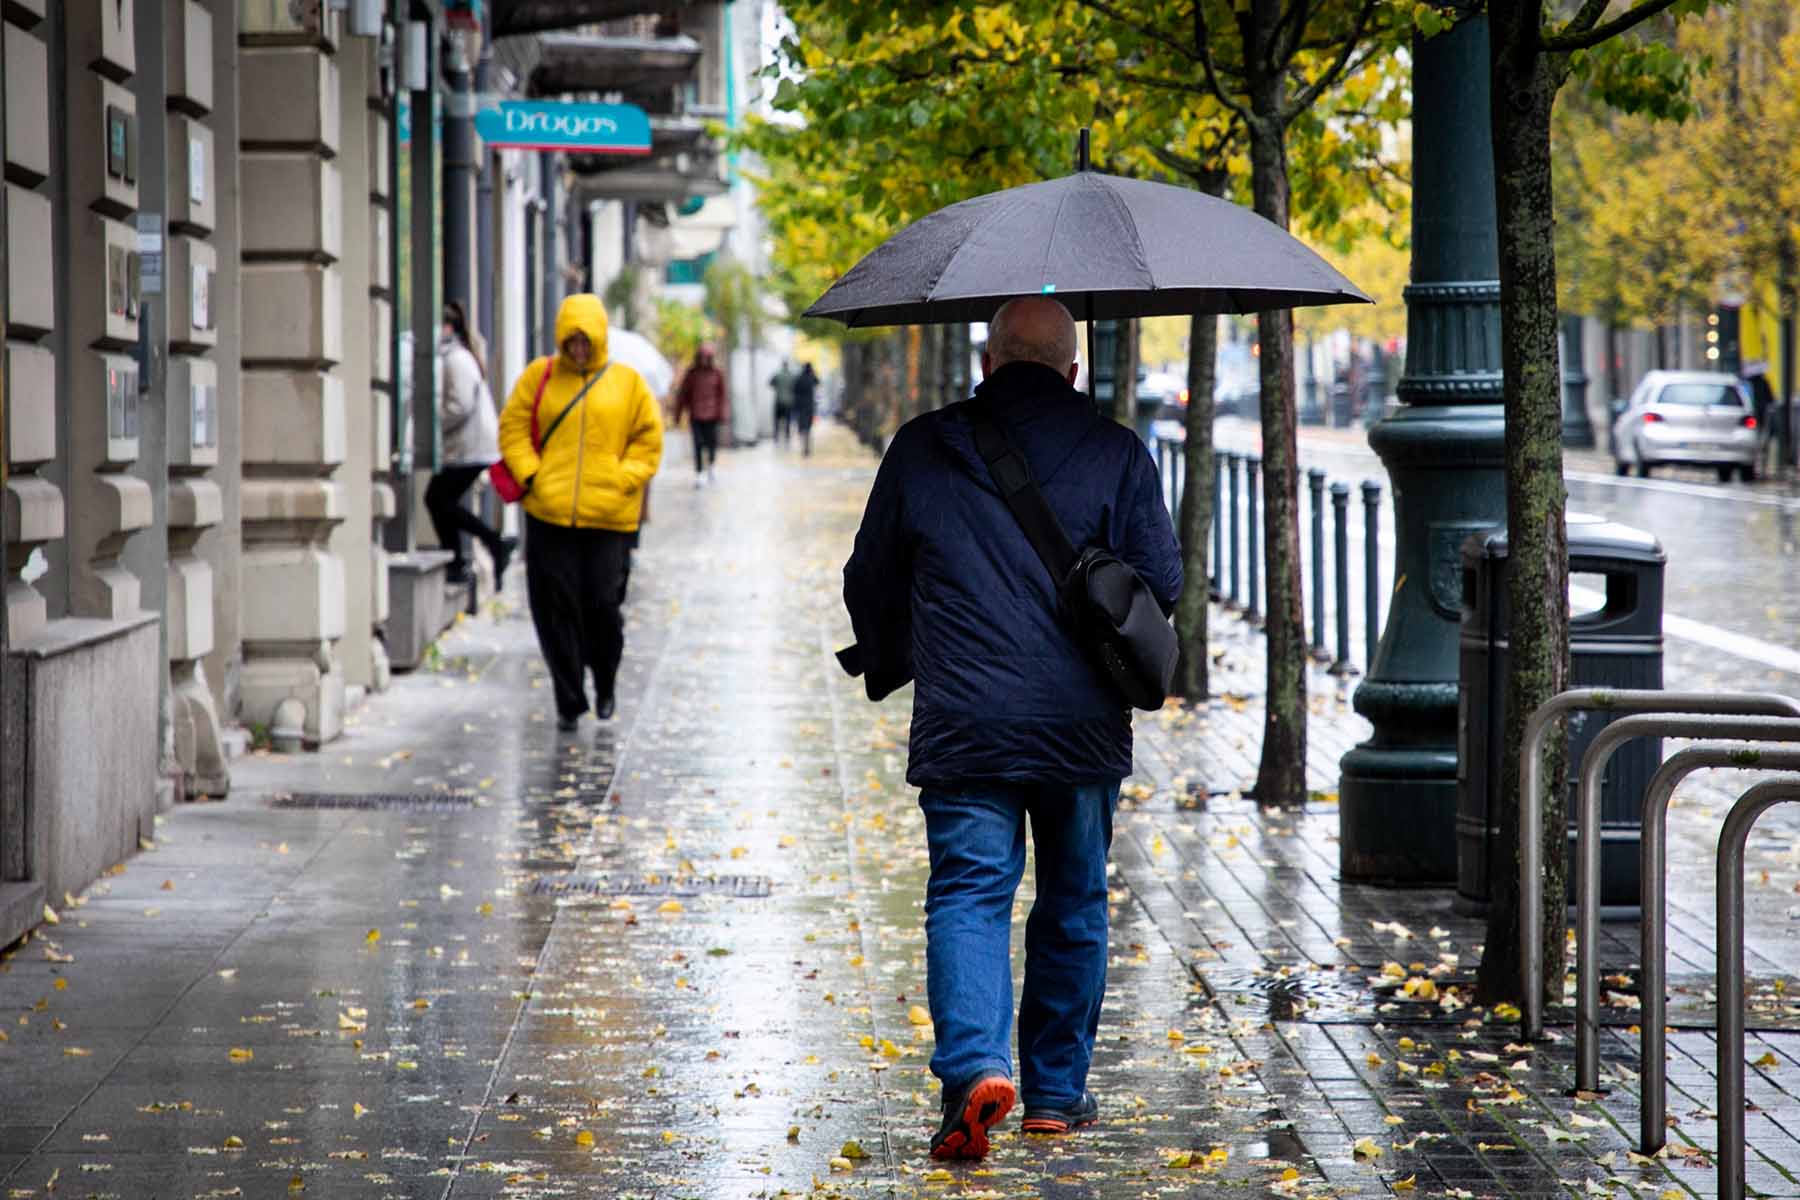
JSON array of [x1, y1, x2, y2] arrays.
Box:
[[792, 362, 819, 456], [672, 345, 730, 486], [843, 297, 1181, 1161]]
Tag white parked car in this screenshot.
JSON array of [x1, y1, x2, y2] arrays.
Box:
[[1611, 370, 1760, 482]]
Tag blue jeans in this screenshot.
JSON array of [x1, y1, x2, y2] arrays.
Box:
[[919, 781, 1119, 1109]]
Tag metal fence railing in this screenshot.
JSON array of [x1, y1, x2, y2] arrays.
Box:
[[1154, 434, 1384, 675], [1516, 688, 1800, 1200]]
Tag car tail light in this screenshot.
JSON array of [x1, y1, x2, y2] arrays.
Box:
[[1642, 412, 1663, 423], [1178, 388, 1188, 406], [1743, 414, 1758, 429]]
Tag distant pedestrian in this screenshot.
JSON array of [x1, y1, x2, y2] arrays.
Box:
[[771, 360, 797, 445], [498, 294, 663, 732], [792, 362, 819, 457], [843, 297, 1181, 1160], [429, 300, 514, 587], [673, 345, 730, 487]]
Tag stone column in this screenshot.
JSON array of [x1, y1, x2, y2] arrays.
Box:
[[3, 0, 61, 643], [237, 9, 346, 749], [203, 0, 242, 724], [64, 0, 155, 624], [332, 38, 376, 699], [1337, 16, 1507, 884], [366, 41, 395, 692], [164, 0, 228, 797]]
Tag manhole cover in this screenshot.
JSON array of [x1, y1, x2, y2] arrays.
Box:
[[524, 874, 773, 899], [270, 793, 479, 812]]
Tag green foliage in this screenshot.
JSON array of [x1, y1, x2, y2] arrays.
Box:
[[603, 266, 642, 332], [651, 296, 711, 368], [702, 258, 766, 355], [1568, 39, 1701, 120]]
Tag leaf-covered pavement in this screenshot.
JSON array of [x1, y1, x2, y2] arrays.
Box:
[[2, 427, 1799, 1198]]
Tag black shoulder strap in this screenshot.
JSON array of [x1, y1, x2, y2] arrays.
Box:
[[536, 364, 611, 450], [966, 402, 1080, 582]]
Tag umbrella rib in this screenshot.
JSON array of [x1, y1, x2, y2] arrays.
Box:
[[923, 192, 1031, 307], [1096, 177, 1153, 291]]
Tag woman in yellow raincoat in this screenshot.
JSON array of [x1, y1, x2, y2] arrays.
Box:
[[498, 294, 664, 730]]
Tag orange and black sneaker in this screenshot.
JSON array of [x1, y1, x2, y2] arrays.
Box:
[[929, 1071, 1016, 1160], [1021, 1091, 1099, 1135]]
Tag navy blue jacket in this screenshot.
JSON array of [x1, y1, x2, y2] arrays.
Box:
[[843, 362, 1182, 788]]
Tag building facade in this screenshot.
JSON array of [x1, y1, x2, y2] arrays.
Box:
[[0, 0, 746, 947]]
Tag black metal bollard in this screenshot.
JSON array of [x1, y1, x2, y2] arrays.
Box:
[[1309, 468, 1327, 660], [1362, 480, 1382, 668], [1330, 482, 1355, 675], [1227, 452, 1242, 606], [1211, 452, 1224, 594], [1245, 455, 1262, 622]]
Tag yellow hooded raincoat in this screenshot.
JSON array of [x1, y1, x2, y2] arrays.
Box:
[[498, 295, 664, 532]]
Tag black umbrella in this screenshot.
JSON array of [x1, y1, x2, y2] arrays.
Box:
[[804, 134, 1369, 342]]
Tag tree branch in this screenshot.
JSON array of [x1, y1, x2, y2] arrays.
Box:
[[1281, 0, 1383, 122], [1192, 1, 1257, 126], [1074, 0, 1198, 64], [1540, 0, 1685, 51]]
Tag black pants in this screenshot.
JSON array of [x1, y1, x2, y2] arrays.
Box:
[[425, 465, 503, 571], [692, 420, 721, 471], [525, 515, 631, 719], [775, 405, 792, 444]]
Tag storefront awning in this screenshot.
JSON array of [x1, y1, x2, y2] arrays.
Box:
[[491, 0, 698, 38], [528, 33, 701, 98]]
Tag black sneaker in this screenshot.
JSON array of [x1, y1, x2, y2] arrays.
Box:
[[1021, 1091, 1098, 1135], [929, 1070, 1015, 1161], [555, 712, 580, 732], [596, 695, 616, 721]]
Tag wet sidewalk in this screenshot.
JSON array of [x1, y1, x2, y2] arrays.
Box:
[[3, 426, 1800, 1199]]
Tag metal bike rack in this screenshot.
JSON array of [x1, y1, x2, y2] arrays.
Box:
[[1638, 740, 1800, 1154], [1568, 712, 1800, 1092], [1716, 777, 1800, 1200], [1519, 689, 1800, 1041]]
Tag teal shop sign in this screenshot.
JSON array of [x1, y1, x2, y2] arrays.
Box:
[[474, 101, 651, 155]]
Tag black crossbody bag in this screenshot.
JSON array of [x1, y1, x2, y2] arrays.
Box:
[[968, 404, 1178, 712]]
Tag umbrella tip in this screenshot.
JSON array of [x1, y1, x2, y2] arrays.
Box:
[[1076, 128, 1090, 172]]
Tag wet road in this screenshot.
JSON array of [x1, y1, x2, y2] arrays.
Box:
[[1214, 417, 1800, 699]]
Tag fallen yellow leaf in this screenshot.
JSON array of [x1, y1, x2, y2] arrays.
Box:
[[364, 929, 381, 945], [228, 1047, 254, 1062], [1394, 1175, 1417, 1191], [908, 1005, 932, 1026], [574, 1130, 594, 1148], [1352, 1137, 1383, 1160]]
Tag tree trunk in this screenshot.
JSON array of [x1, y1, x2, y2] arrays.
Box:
[[1246, 105, 1308, 808], [1477, 4, 1571, 1009], [1112, 318, 1139, 426], [1174, 311, 1218, 701]]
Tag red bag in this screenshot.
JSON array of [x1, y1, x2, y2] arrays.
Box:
[[487, 360, 552, 503]]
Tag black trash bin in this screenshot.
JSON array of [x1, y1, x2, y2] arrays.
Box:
[[1455, 513, 1665, 916]]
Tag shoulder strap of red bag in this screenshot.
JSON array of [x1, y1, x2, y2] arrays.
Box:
[[528, 357, 555, 450]]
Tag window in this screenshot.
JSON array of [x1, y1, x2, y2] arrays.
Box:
[[1657, 383, 1743, 407]]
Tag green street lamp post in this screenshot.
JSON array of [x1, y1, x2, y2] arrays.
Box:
[[1338, 14, 1507, 883]]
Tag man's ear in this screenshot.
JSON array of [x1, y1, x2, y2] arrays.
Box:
[[1065, 362, 1080, 387]]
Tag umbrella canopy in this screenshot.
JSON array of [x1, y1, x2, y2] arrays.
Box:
[[803, 169, 1369, 328], [607, 327, 676, 400]]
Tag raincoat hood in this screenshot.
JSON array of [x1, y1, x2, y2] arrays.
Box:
[[554, 294, 611, 371]]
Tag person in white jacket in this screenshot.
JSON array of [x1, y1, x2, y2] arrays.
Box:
[[429, 301, 515, 586]]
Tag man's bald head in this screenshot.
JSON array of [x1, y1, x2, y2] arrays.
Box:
[[983, 296, 1079, 383]]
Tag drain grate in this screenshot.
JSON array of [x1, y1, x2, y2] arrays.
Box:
[[270, 792, 480, 812], [524, 873, 773, 899]]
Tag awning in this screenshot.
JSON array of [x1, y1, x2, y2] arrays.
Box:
[[528, 33, 701, 98], [491, 0, 698, 38]]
